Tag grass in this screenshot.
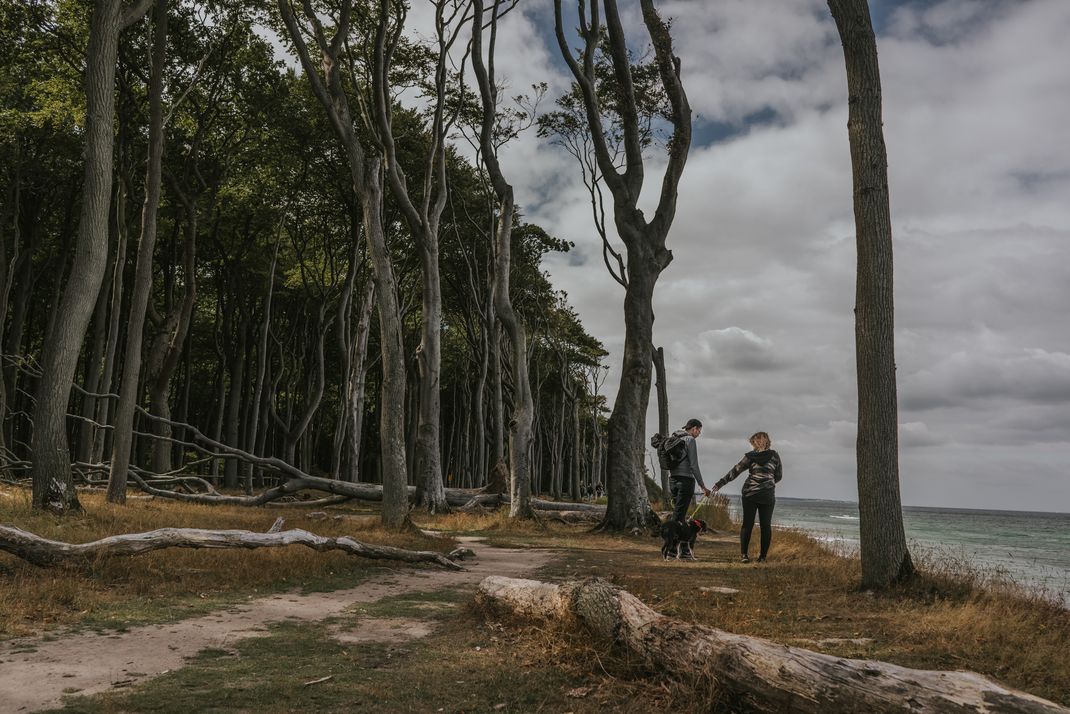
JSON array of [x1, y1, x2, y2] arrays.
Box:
[[0, 486, 455, 638], [435, 510, 1070, 707], [4, 487, 1068, 710], [50, 605, 624, 713]]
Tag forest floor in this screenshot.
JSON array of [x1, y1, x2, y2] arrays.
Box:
[[2, 486, 1069, 712]]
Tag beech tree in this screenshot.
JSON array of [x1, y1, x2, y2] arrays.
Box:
[[29, 0, 153, 513], [828, 0, 914, 587], [550, 0, 691, 530]]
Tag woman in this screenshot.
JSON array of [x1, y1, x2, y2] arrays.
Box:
[[712, 432, 783, 563]]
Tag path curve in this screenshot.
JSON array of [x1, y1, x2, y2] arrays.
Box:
[[0, 537, 553, 712]]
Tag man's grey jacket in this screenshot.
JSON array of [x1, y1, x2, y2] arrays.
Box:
[[668, 429, 708, 491]]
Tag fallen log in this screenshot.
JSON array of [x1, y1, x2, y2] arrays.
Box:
[[478, 576, 1067, 714], [538, 510, 603, 524], [0, 525, 463, 570], [530, 498, 605, 513]]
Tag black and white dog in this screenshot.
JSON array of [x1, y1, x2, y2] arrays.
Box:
[[660, 517, 708, 560]]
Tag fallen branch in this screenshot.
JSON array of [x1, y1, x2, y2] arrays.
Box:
[[0, 525, 463, 570], [478, 576, 1067, 714]]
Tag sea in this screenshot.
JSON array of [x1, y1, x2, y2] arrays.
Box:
[[723, 496, 1070, 605]]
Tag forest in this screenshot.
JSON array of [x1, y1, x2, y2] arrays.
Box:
[[0, 0, 636, 523]]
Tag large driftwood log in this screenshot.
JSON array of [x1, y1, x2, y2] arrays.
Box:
[[0, 525, 463, 570], [478, 576, 1067, 714]]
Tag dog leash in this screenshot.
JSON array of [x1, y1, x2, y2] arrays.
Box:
[[688, 492, 712, 520]]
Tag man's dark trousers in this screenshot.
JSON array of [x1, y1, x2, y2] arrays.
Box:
[[670, 476, 695, 523]]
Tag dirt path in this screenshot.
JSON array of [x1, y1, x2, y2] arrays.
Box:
[[0, 537, 554, 713]]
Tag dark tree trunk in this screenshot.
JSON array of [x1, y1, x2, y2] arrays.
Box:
[[828, 0, 913, 588], [344, 281, 375, 481], [107, 0, 168, 503], [245, 234, 281, 482], [603, 262, 662, 529], [31, 0, 150, 512], [652, 345, 671, 509], [553, 0, 691, 531], [92, 178, 130, 464], [223, 316, 248, 489]]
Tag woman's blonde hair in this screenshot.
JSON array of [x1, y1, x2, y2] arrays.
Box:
[[749, 431, 771, 451]]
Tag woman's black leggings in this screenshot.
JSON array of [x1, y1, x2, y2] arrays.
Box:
[[740, 495, 775, 558]]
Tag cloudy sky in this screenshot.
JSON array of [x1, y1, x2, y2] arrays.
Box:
[[471, 0, 1070, 513]]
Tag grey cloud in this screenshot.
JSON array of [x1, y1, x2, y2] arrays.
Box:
[[491, 0, 1070, 512]]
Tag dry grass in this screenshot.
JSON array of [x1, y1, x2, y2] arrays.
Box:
[[0, 486, 453, 638], [433, 509, 1070, 706]]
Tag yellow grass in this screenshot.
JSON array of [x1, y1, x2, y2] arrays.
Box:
[[430, 508, 1070, 706], [0, 486, 453, 637]]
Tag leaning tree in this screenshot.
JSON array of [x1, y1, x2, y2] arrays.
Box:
[[29, 0, 153, 513], [828, 0, 914, 587], [550, 0, 691, 530]]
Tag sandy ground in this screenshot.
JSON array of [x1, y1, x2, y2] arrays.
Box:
[[0, 537, 554, 713]]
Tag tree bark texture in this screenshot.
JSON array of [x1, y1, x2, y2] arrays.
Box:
[[30, 0, 150, 513], [0, 524, 462, 570], [479, 576, 1066, 714], [828, 0, 914, 588], [471, 0, 536, 519], [107, 0, 168, 504], [553, 0, 691, 531], [652, 346, 671, 508]]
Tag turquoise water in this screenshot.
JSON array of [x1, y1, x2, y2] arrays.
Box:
[[724, 496, 1070, 604]]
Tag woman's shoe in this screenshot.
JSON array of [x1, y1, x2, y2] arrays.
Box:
[[740, 555, 750, 563]]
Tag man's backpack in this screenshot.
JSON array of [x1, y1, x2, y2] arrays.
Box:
[[651, 432, 688, 470]]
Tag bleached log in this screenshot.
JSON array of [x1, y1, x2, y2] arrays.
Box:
[[0, 525, 463, 570], [478, 576, 1067, 714], [530, 498, 604, 513], [539, 510, 602, 524]]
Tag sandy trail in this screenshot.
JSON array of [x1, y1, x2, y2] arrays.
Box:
[[0, 537, 553, 712]]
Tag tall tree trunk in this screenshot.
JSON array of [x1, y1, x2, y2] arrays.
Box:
[[31, 0, 150, 512], [77, 262, 111, 464], [107, 0, 168, 503], [412, 244, 447, 511], [571, 392, 581, 501], [472, 321, 489, 485], [144, 221, 196, 474], [489, 314, 504, 467], [276, 0, 409, 528], [602, 261, 662, 529], [245, 234, 281, 482], [652, 345, 671, 509], [0, 153, 19, 458], [471, 0, 536, 518], [92, 178, 130, 464], [281, 303, 327, 466], [223, 316, 248, 489], [363, 178, 409, 527], [828, 0, 913, 588], [552, 0, 691, 531], [344, 281, 375, 482]]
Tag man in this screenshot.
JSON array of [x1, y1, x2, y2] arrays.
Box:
[[669, 418, 710, 560]]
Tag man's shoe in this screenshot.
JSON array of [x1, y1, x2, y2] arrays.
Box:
[[740, 555, 751, 563]]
